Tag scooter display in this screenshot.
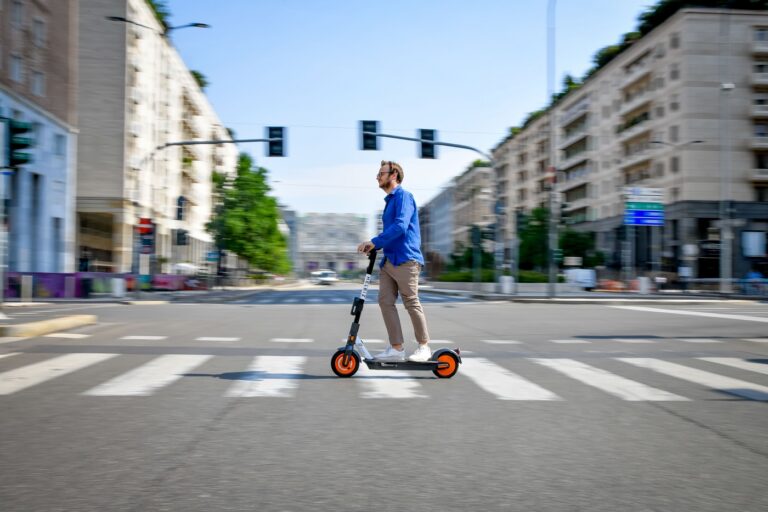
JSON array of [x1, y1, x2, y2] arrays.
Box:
[[330, 249, 461, 379]]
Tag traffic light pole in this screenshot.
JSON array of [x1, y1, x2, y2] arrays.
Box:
[[364, 130, 506, 292]]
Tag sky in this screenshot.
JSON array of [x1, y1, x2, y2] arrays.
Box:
[[165, 0, 654, 233]]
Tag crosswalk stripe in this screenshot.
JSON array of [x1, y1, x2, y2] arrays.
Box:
[[744, 338, 768, 343], [618, 358, 768, 401], [532, 358, 688, 401], [677, 338, 721, 343], [121, 336, 167, 341], [44, 333, 91, 339], [356, 363, 426, 398], [0, 353, 20, 361], [270, 338, 313, 343], [461, 358, 560, 401], [482, 340, 522, 345], [83, 355, 213, 396], [225, 356, 306, 397], [195, 337, 241, 342], [0, 353, 117, 395], [698, 358, 768, 376]]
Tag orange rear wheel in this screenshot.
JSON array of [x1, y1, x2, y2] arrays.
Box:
[[331, 350, 360, 378], [433, 353, 458, 378]]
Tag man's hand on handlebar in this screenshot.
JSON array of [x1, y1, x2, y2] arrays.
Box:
[[357, 241, 375, 255]]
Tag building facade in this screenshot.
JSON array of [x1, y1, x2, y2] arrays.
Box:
[[296, 213, 368, 275], [0, 0, 79, 272], [76, 0, 237, 274], [493, 8, 768, 280]]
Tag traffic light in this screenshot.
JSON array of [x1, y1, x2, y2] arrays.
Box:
[[176, 196, 186, 221], [266, 126, 285, 157], [7, 120, 34, 168], [175, 228, 189, 246], [138, 217, 155, 254], [419, 129, 436, 159], [360, 120, 379, 150]]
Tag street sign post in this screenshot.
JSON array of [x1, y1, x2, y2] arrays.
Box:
[[623, 187, 665, 281]]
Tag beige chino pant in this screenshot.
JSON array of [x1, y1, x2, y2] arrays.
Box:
[[378, 260, 430, 346]]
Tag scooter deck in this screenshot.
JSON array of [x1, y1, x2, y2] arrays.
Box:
[[363, 359, 445, 371]]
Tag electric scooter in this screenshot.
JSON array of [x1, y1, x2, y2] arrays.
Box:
[[330, 249, 461, 378]]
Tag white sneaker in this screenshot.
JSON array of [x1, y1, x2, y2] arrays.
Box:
[[408, 343, 432, 362], [374, 346, 406, 361]]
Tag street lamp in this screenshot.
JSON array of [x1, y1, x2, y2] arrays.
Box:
[[546, 0, 558, 298], [105, 16, 210, 35]]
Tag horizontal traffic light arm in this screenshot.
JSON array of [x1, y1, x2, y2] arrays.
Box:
[[361, 131, 493, 162]]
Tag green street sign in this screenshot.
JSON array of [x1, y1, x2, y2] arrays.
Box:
[[625, 201, 664, 211]]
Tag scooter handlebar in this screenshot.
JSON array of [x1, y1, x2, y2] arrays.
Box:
[[366, 249, 377, 274]]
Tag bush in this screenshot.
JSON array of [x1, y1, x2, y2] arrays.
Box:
[[437, 270, 495, 283]]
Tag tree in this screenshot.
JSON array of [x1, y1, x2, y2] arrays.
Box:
[[518, 207, 549, 271], [145, 0, 170, 31], [191, 70, 209, 90], [206, 154, 291, 274]]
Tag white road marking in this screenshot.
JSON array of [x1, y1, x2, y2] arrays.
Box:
[[427, 339, 455, 345], [120, 336, 168, 341], [84, 354, 212, 396], [698, 358, 768, 376], [341, 339, 385, 344], [356, 363, 426, 399], [618, 358, 768, 401], [44, 333, 91, 339], [611, 306, 768, 323], [612, 338, 657, 344], [460, 357, 560, 401], [677, 338, 721, 344], [270, 338, 313, 343], [532, 358, 688, 401], [745, 338, 768, 343], [0, 353, 20, 360], [482, 340, 522, 345], [551, 339, 590, 344], [195, 337, 241, 342], [225, 356, 306, 398], [0, 353, 117, 395]]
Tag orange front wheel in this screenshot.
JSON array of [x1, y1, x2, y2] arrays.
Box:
[[432, 353, 459, 378], [331, 350, 360, 378]]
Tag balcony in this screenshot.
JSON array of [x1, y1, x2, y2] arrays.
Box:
[[621, 66, 652, 89], [560, 103, 589, 128], [753, 40, 768, 55], [559, 150, 590, 172], [559, 128, 588, 150], [619, 95, 651, 117], [752, 72, 768, 87], [559, 167, 593, 193], [619, 150, 653, 170], [752, 105, 768, 118], [750, 168, 768, 182], [617, 120, 652, 143], [750, 136, 768, 150]]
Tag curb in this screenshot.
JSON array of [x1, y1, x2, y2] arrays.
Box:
[[0, 315, 98, 337], [120, 300, 170, 305]]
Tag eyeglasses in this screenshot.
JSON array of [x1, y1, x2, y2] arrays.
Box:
[[376, 170, 393, 178], [377, 161, 398, 178]]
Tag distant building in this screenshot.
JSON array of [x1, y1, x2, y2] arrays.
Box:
[[296, 213, 368, 275], [492, 7, 768, 278], [420, 183, 455, 275], [0, 0, 79, 272]]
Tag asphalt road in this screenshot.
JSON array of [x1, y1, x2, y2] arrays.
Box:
[[1, 296, 767, 511]]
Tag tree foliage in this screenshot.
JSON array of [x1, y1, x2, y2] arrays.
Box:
[[519, 207, 549, 271], [145, 0, 170, 31], [191, 70, 209, 90], [207, 154, 291, 274]]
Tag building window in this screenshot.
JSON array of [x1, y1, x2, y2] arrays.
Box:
[[670, 63, 680, 80], [670, 32, 680, 49], [31, 71, 45, 97], [756, 123, 768, 137], [672, 187, 680, 201], [671, 156, 680, 173], [655, 162, 665, 177], [33, 19, 46, 46], [11, 0, 23, 26], [669, 125, 679, 143], [755, 27, 768, 42], [756, 187, 768, 202], [54, 134, 66, 157], [755, 61, 768, 73], [670, 94, 679, 112], [655, 105, 665, 118], [10, 54, 22, 83]]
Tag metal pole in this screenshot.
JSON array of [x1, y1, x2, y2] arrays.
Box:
[[719, 11, 733, 294], [546, 0, 558, 298], [0, 120, 7, 318]]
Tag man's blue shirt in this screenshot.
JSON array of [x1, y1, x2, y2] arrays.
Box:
[[371, 186, 424, 267]]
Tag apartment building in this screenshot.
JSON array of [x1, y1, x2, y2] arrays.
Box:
[[493, 7, 768, 279], [76, 0, 237, 273], [0, 0, 78, 272], [295, 213, 368, 275], [452, 164, 495, 251]]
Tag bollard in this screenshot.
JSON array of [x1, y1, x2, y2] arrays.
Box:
[[21, 275, 33, 302], [111, 277, 126, 298]]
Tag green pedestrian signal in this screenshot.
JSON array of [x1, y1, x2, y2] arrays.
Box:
[[7, 120, 34, 168], [419, 129, 436, 159]]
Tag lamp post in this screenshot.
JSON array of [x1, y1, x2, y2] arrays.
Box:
[[546, 0, 558, 298]]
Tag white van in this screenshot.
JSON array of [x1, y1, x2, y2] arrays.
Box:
[[565, 268, 597, 291], [310, 270, 338, 285]]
